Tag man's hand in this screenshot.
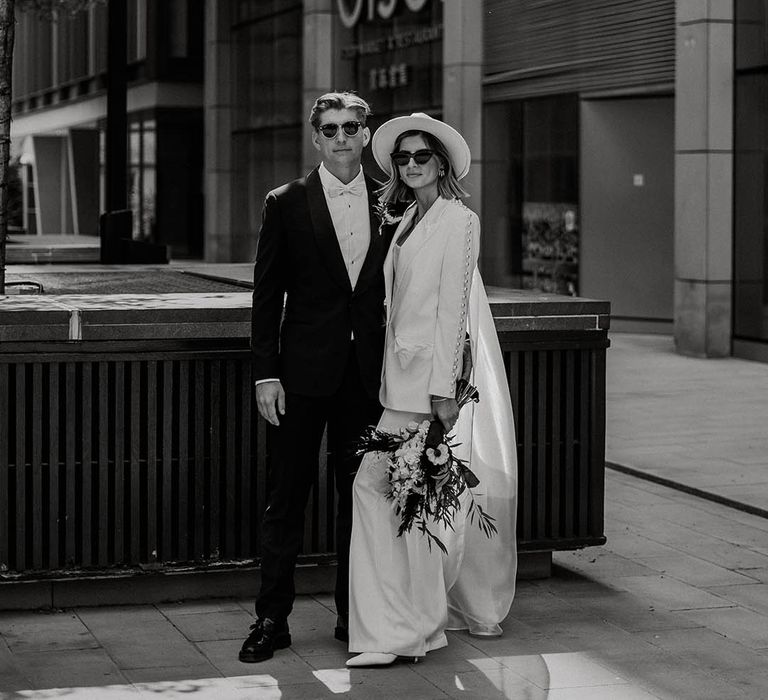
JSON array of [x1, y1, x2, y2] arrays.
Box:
[[431, 396, 459, 434], [255, 380, 285, 426]]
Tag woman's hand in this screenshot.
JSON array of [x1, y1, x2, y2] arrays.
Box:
[[431, 396, 459, 433]]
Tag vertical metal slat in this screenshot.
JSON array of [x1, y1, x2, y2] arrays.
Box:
[[98, 361, 109, 565], [178, 360, 189, 561], [210, 360, 221, 558], [0, 364, 9, 569], [32, 364, 43, 570], [146, 360, 157, 563], [194, 361, 205, 560], [224, 361, 237, 558], [130, 361, 141, 564], [65, 362, 77, 565], [578, 351, 591, 536], [536, 351, 548, 540], [590, 348, 607, 536], [49, 364, 60, 568], [521, 351, 533, 542], [81, 363, 93, 567], [15, 365, 26, 570], [114, 362, 125, 563], [245, 364, 257, 556], [161, 360, 173, 561], [550, 352, 562, 539], [563, 350, 575, 539]]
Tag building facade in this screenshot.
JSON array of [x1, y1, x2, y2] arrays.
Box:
[[11, 0, 205, 258], [10, 0, 768, 362]]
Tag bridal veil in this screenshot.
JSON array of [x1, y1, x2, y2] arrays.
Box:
[[443, 267, 518, 636]]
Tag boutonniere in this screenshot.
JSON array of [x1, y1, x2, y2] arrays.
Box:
[[374, 199, 403, 237]]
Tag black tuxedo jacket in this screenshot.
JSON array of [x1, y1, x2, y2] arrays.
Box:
[[251, 167, 390, 399]]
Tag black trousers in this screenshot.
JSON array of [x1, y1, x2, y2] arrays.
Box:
[[255, 343, 381, 623]]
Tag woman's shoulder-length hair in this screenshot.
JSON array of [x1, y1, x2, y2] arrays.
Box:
[[377, 129, 469, 205]]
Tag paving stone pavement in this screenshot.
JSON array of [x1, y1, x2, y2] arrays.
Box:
[[606, 333, 768, 514], [0, 320, 764, 698], [2, 470, 768, 699]]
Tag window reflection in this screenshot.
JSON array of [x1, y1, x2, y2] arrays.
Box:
[[483, 96, 579, 294], [127, 118, 157, 242]]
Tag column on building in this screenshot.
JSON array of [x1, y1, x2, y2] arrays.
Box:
[[302, 0, 335, 173], [442, 0, 482, 210], [203, 0, 236, 261], [674, 1, 734, 356]]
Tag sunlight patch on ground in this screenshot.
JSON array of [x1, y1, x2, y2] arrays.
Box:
[[503, 652, 622, 688], [5, 675, 284, 699], [465, 652, 636, 697]]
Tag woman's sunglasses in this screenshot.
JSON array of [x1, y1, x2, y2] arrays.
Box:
[[317, 121, 363, 139], [391, 149, 434, 166]]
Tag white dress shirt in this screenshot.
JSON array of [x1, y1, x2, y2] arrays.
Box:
[[318, 163, 371, 290]]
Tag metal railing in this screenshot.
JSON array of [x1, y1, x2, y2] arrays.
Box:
[[0, 328, 606, 576]]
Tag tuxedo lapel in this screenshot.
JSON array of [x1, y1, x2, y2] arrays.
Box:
[[353, 175, 386, 296], [306, 168, 352, 293]]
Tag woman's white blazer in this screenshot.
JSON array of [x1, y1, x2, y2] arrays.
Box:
[[380, 196, 480, 414]]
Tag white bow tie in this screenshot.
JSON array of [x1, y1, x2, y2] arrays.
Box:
[[328, 182, 365, 198]]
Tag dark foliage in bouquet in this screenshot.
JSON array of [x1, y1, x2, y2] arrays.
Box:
[[354, 378, 496, 554], [373, 198, 405, 238]]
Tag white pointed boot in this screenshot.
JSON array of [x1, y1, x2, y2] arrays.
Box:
[[346, 652, 398, 667]]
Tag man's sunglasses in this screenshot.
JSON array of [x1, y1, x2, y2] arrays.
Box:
[[391, 149, 434, 166], [317, 121, 363, 139]]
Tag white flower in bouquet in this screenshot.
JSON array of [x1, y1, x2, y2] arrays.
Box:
[[402, 448, 421, 465], [426, 444, 449, 466]]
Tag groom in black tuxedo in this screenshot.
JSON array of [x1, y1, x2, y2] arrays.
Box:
[[240, 93, 389, 663]]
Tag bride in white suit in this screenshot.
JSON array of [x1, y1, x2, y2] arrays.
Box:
[[346, 113, 518, 667]]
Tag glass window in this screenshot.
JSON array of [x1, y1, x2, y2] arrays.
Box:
[[126, 118, 157, 242], [129, 167, 141, 239], [235, 6, 302, 132], [233, 4, 302, 258], [127, 0, 147, 62], [23, 163, 38, 236], [143, 121, 156, 166], [482, 96, 579, 294], [129, 124, 141, 166], [141, 169, 156, 241]]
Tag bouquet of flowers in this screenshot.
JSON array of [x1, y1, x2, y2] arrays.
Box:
[[354, 379, 496, 553]]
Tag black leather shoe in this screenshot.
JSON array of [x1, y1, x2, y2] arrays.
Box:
[[334, 614, 348, 643], [238, 617, 291, 663]]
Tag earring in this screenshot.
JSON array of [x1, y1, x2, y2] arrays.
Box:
[[438, 167, 445, 178]]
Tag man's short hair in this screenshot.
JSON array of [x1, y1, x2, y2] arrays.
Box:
[[309, 92, 372, 129]]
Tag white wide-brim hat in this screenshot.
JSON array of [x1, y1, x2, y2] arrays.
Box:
[[372, 112, 471, 180]]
